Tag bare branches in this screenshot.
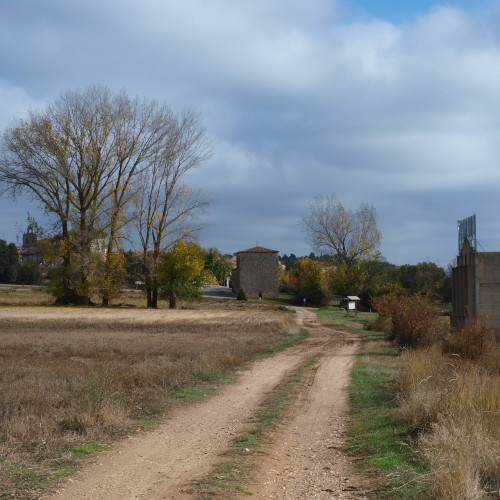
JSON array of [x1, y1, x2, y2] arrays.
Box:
[[133, 110, 212, 308], [303, 194, 381, 267], [0, 85, 212, 305]]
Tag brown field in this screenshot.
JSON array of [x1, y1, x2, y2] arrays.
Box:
[[0, 285, 53, 306], [0, 295, 298, 498]]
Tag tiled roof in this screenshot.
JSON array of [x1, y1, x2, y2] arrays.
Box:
[[236, 246, 278, 254], [20, 247, 43, 255]]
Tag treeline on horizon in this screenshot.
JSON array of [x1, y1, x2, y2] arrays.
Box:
[[0, 238, 232, 290], [1, 238, 451, 307], [278, 252, 452, 307]]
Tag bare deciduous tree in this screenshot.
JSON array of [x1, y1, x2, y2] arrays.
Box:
[[0, 102, 77, 301], [302, 194, 381, 267], [95, 94, 179, 306], [134, 110, 212, 308], [0, 85, 211, 306]]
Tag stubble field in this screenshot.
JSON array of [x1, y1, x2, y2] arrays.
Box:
[[0, 289, 298, 498]]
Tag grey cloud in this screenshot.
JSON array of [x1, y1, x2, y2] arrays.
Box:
[[1, 1, 500, 266]]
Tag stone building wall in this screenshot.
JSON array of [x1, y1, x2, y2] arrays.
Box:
[[232, 247, 279, 298]]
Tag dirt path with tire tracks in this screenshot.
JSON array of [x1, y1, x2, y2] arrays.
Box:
[[48, 308, 366, 499], [238, 309, 366, 499]]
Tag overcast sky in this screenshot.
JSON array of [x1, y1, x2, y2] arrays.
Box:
[[1, 0, 500, 266]]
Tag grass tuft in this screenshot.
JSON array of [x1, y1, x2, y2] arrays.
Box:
[[395, 345, 500, 498]]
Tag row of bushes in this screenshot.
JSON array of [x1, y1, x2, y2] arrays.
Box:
[[371, 294, 500, 498], [372, 293, 498, 357]]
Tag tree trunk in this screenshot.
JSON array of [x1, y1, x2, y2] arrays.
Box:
[[151, 276, 159, 308], [152, 288, 158, 309], [146, 286, 153, 308], [169, 290, 176, 309], [102, 215, 119, 308], [79, 211, 91, 306], [61, 222, 73, 303]]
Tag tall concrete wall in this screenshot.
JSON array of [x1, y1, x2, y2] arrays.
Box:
[[477, 252, 500, 329], [452, 239, 500, 331]]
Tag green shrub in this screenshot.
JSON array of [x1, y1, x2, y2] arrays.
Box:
[[236, 288, 247, 301]]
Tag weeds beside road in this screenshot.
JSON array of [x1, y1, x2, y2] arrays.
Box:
[[328, 293, 500, 500], [319, 302, 500, 499], [315, 307, 428, 498]]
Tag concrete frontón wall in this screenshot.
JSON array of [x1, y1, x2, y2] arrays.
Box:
[[477, 252, 500, 328], [231, 247, 279, 298], [452, 239, 500, 331]]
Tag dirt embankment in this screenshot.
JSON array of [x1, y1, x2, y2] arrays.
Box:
[[48, 308, 365, 499]]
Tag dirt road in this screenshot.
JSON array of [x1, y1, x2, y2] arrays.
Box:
[[49, 308, 365, 499]]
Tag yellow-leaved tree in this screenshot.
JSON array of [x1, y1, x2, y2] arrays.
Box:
[[327, 261, 367, 297], [158, 241, 216, 309], [302, 194, 381, 297], [293, 257, 330, 307]]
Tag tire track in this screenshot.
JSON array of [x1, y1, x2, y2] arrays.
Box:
[[48, 308, 362, 499]]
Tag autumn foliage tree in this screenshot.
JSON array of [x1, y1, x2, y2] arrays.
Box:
[[158, 240, 216, 309], [294, 257, 329, 306], [327, 261, 367, 297], [398, 262, 450, 301], [134, 110, 211, 308], [301, 195, 382, 299]]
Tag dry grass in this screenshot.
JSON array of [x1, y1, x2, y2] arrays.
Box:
[[394, 342, 500, 498], [444, 317, 500, 362], [370, 294, 500, 497], [0, 285, 53, 306], [0, 298, 298, 497]]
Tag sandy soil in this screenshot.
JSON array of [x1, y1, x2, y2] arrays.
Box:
[[47, 307, 366, 499]]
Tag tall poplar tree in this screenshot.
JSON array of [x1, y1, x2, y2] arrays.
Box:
[[0, 85, 209, 305]]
